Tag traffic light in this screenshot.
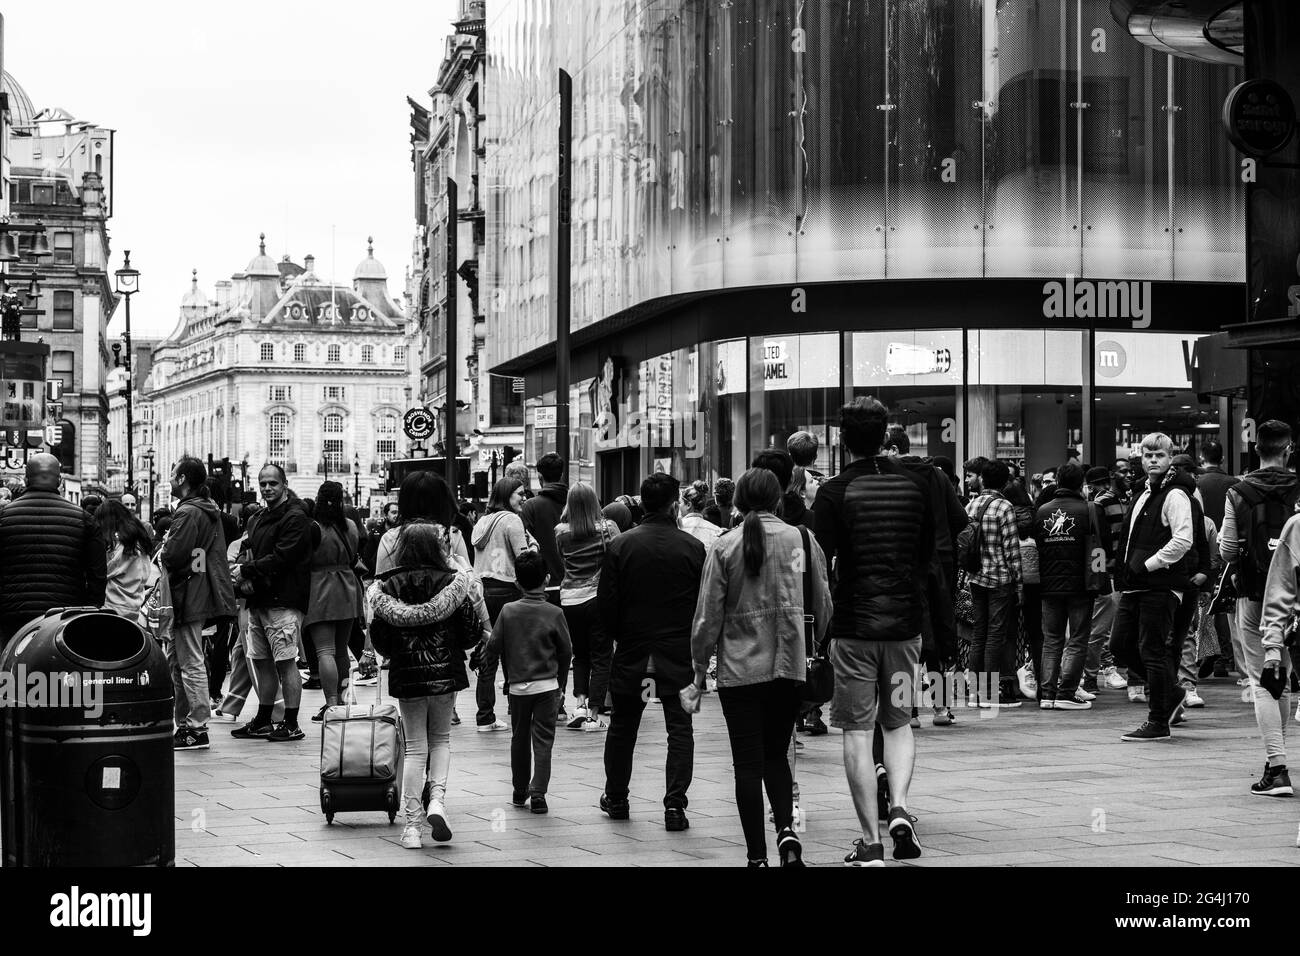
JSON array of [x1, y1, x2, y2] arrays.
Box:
[[502, 445, 518, 467]]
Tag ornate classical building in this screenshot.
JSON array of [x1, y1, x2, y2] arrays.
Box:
[[146, 237, 409, 508]]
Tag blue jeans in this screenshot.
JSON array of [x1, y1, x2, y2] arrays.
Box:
[[167, 620, 211, 730], [1041, 594, 1095, 700], [399, 693, 455, 826]]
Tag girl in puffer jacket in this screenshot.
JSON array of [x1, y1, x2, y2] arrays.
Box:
[[367, 523, 490, 850]]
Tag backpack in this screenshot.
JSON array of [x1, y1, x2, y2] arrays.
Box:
[[1235, 482, 1300, 602], [957, 494, 997, 574]]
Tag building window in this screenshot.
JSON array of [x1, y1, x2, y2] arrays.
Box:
[[327, 344, 341, 363], [378, 386, 395, 402], [260, 343, 274, 363], [31, 183, 54, 205], [52, 290, 74, 330], [53, 232, 74, 264], [269, 385, 291, 403], [395, 345, 407, 365], [361, 345, 374, 364], [268, 412, 291, 465], [324, 412, 344, 434], [51, 348, 75, 390], [322, 439, 344, 472], [324, 385, 346, 401], [293, 343, 306, 362], [376, 438, 397, 462]]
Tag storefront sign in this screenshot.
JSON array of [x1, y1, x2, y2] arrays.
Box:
[[885, 343, 952, 376], [763, 341, 790, 381], [402, 407, 435, 440], [1223, 79, 1297, 157]]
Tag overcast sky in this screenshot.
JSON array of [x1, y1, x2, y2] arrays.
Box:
[[4, 0, 458, 339]]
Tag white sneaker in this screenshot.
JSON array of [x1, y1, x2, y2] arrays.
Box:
[[1055, 696, 1092, 711], [1127, 686, 1147, 704], [400, 825, 423, 849], [477, 719, 508, 733], [1244, 685, 1255, 703], [566, 707, 589, 729], [1102, 667, 1128, 690], [1017, 666, 1038, 701], [426, 800, 452, 842], [582, 716, 608, 733], [211, 709, 238, 723], [1184, 688, 1205, 708], [791, 804, 802, 831], [1074, 687, 1097, 702]]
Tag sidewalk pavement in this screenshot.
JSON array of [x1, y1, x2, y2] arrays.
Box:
[[173, 677, 1300, 867]]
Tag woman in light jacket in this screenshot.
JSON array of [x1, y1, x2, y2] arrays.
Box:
[[554, 482, 620, 730], [304, 482, 364, 719], [679, 479, 722, 551], [98, 499, 155, 619], [688, 468, 832, 868], [471, 477, 536, 623]]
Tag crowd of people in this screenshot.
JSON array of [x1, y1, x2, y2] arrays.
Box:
[[2, 401, 1300, 866]]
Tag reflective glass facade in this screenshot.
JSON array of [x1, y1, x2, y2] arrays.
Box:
[[486, 0, 1244, 370]]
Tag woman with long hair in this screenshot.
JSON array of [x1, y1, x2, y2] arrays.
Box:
[[687, 468, 832, 867], [98, 498, 155, 619], [374, 471, 471, 575], [367, 522, 490, 848], [469, 476, 537, 732], [554, 482, 621, 731], [304, 481, 364, 718]]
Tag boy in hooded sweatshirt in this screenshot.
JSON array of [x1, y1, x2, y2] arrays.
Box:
[[479, 550, 572, 814]]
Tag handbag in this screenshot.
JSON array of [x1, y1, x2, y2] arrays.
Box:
[[798, 526, 834, 705], [1207, 562, 1238, 616], [138, 554, 175, 644]]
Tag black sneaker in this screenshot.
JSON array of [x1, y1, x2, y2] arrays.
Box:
[[1166, 688, 1188, 727], [1198, 656, 1218, 680], [997, 690, 1022, 709], [665, 807, 689, 831], [1212, 659, 1230, 679], [511, 790, 528, 807], [599, 794, 630, 820], [805, 716, 828, 736], [1250, 763, 1294, 797], [876, 767, 891, 822], [1080, 676, 1099, 694], [529, 794, 549, 814], [266, 722, 305, 742], [777, 827, 805, 867], [174, 728, 209, 751], [888, 806, 921, 860], [843, 839, 885, 867], [231, 722, 273, 739], [1120, 721, 1170, 742], [311, 705, 329, 723]]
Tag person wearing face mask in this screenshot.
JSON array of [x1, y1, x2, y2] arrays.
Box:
[[229, 463, 314, 743]]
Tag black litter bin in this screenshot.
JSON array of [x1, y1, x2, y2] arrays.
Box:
[[1, 607, 174, 867]]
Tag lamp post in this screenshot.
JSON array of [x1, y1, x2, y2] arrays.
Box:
[[113, 252, 141, 495], [143, 448, 155, 521], [353, 452, 361, 503]]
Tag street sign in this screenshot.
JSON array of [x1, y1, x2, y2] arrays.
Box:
[[534, 405, 558, 429], [403, 407, 435, 440]]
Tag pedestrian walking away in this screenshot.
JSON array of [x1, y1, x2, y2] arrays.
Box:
[[688, 467, 833, 867], [304, 481, 366, 720], [368, 522, 491, 848]]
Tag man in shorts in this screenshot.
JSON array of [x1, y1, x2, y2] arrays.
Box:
[[813, 398, 933, 866], [231, 463, 314, 742]]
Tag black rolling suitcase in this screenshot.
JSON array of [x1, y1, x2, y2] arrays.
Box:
[[319, 669, 404, 824]]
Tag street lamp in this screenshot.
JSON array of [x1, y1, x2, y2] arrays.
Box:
[[353, 452, 361, 502], [114, 252, 141, 495], [143, 448, 155, 521]]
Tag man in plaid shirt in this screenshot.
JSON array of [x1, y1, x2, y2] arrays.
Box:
[[965, 459, 1023, 708]]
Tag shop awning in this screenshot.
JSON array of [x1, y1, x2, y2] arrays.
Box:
[[1191, 330, 1248, 396]]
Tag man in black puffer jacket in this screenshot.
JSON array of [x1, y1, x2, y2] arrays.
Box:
[[1110, 434, 1197, 743], [1034, 462, 1111, 709], [0, 454, 107, 645], [520, 452, 568, 606]]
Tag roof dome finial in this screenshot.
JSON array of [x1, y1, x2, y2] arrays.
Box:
[[259, 232, 266, 255], [367, 236, 374, 256]]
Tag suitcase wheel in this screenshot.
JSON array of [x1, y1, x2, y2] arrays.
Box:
[[387, 788, 399, 824], [321, 789, 334, 824]]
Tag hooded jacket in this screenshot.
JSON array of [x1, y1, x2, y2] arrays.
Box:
[[1260, 508, 1300, 663], [471, 510, 535, 583], [162, 494, 236, 625], [1219, 466, 1300, 598], [520, 482, 568, 588], [240, 494, 313, 611]]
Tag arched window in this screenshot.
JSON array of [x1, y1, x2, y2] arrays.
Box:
[[260, 343, 274, 363], [294, 343, 306, 362], [269, 412, 290, 465], [324, 413, 344, 434], [327, 344, 341, 363], [375, 411, 398, 463], [361, 345, 374, 364]]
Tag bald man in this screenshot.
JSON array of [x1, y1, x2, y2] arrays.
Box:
[[0, 454, 107, 645]]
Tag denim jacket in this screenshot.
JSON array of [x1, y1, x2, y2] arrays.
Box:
[[690, 513, 833, 688]]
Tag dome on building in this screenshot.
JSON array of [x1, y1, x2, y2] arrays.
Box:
[[244, 233, 280, 277], [3, 72, 37, 130], [181, 269, 207, 310], [353, 237, 388, 281]]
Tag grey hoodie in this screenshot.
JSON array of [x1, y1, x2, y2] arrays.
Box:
[[1260, 507, 1300, 662]]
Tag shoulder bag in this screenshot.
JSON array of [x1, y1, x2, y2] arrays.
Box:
[[799, 525, 834, 705]]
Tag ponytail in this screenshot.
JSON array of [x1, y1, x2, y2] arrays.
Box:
[[734, 467, 782, 577], [741, 509, 766, 577]]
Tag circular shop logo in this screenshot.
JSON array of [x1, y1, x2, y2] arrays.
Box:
[[1223, 79, 1297, 157], [1095, 341, 1128, 378], [403, 407, 435, 440]]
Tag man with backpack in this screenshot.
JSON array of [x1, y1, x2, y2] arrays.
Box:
[[1220, 420, 1299, 796]]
